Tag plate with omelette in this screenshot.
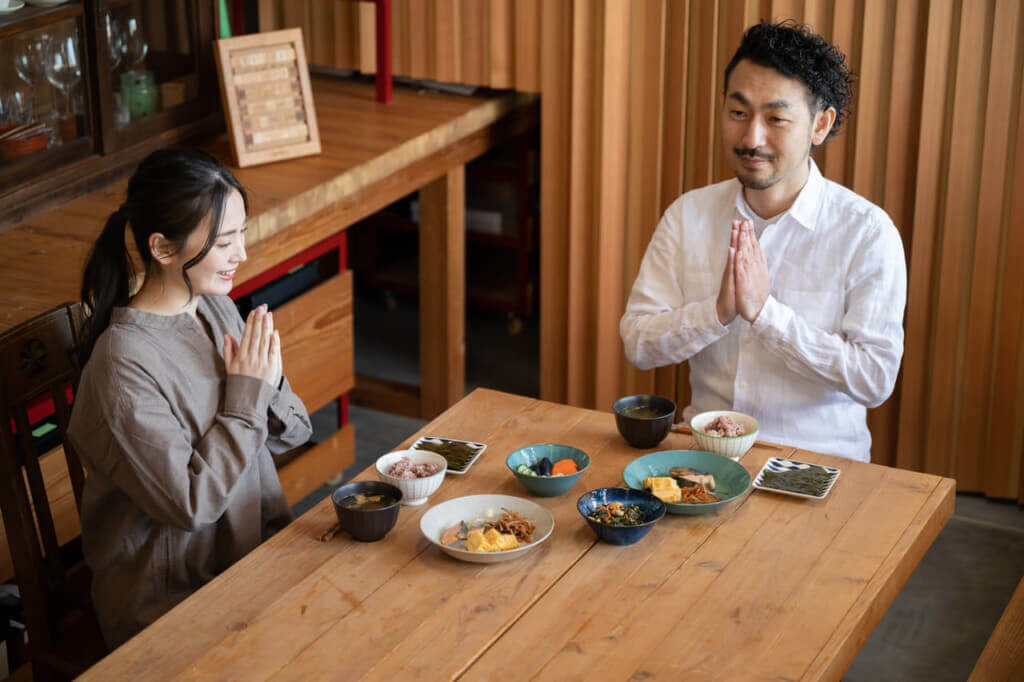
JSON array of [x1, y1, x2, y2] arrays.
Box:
[[622, 450, 751, 515]]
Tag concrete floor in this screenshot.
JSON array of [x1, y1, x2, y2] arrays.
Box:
[[294, 290, 1024, 682]]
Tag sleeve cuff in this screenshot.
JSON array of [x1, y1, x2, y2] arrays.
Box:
[[699, 296, 730, 339], [223, 374, 275, 419], [751, 294, 794, 337]]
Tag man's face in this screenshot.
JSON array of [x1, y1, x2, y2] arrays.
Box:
[[721, 59, 831, 193]]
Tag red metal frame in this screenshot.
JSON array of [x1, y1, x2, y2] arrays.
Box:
[[336, 0, 391, 104]]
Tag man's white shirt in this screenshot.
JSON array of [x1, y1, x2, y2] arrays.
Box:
[[620, 160, 907, 462]]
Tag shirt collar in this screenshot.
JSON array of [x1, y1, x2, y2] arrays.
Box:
[[733, 158, 825, 232]]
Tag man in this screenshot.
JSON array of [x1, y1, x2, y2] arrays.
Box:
[[619, 21, 906, 462]]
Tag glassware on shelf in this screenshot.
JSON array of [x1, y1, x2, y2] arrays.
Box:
[[45, 32, 82, 141], [122, 16, 148, 71], [105, 12, 125, 72]]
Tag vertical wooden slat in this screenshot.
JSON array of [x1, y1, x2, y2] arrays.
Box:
[[822, 0, 859, 184], [593, 0, 631, 410], [565, 0, 598, 407], [358, 2, 377, 74], [684, 0, 719, 192], [957, 0, 1022, 495], [770, 0, 804, 21], [623, 0, 666, 399], [391, 0, 408, 77], [333, 2, 359, 70], [923, 0, 990, 481], [257, 0, 279, 32], [460, 0, 485, 86], [434, 0, 458, 82], [653, 0, 689, 405], [539, 0, 573, 404], [309, 0, 335, 67], [407, 0, 430, 79], [897, 0, 955, 472], [513, 0, 541, 92], [488, 0, 513, 88]]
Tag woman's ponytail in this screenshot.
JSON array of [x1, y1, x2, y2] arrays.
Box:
[[78, 206, 136, 364]]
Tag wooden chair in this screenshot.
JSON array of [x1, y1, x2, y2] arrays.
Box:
[[0, 303, 106, 681]]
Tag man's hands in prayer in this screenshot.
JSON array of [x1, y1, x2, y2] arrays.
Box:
[[716, 221, 740, 324], [735, 221, 770, 322], [716, 220, 770, 324]]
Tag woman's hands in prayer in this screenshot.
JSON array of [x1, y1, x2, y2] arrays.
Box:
[[223, 304, 283, 387], [717, 220, 770, 324]]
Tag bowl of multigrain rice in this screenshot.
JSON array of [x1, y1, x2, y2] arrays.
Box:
[[689, 410, 759, 460], [375, 449, 447, 506]]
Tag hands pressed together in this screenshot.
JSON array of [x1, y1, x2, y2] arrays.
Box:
[[223, 304, 283, 388], [716, 220, 771, 325]]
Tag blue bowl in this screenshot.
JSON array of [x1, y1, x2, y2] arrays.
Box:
[[622, 450, 752, 515], [506, 444, 590, 497], [576, 487, 666, 545]]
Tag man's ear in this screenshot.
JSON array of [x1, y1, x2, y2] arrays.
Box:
[[812, 106, 837, 146], [148, 233, 177, 264]]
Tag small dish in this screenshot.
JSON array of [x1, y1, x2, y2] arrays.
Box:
[[375, 449, 447, 506], [753, 456, 841, 500], [0, 2, 26, 14], [411, 435, 487, 475], [419, 494, 554, 564], [506, 443, 590, 497], [577, 487, 665, 545], [622, 450, 751, 515]]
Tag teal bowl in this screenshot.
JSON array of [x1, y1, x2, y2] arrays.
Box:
[[506, 444, 590, 497], [622, 450, 752, 515]]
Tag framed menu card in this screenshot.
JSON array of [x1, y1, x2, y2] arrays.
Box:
[[214, 29, 322, 168]]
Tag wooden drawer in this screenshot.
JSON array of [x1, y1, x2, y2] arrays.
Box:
[[273, 270, 354, 414]]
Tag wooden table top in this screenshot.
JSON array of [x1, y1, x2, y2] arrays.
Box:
[[0, 77, 536, 334], [80, 389, 956, 681]]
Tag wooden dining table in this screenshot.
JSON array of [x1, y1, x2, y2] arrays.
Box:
[[79, 388, 955, 681]]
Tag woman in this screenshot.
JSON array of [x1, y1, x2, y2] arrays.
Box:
[[68, 149, 312, 648]]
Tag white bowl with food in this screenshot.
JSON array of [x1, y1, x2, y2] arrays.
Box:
[[419, 494, 554, 564], [375, 449, 447, 506], [689, 410, 760, 460]]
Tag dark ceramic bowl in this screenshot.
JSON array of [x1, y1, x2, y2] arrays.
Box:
[[577, 487, 666, 545], [613, 394, 677, 449], [331, 480, 403, 542]]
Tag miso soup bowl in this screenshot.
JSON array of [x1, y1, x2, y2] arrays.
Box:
[[331, 481, 403, 542], [613, 394, 677, 449]]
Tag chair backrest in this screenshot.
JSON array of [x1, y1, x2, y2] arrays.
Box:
[[0, 303, 88, 673]]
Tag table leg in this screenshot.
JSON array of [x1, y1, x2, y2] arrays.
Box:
[[418, 166, 465, 418]]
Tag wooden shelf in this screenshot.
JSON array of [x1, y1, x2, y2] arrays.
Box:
[[0, 1, 83, 39]]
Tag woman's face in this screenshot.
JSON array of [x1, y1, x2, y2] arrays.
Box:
[[180, 188, 248, 298]]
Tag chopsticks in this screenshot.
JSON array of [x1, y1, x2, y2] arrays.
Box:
[[0, 122, 46, 141], [669, 422, 786, 451], [317, 523, 341, 542]]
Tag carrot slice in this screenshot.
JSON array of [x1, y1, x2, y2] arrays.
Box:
[[552, 459, 578, 475]]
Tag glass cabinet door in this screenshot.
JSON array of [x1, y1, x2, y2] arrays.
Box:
[[0, 4, 94, 188], [93, 0, 216, 153]]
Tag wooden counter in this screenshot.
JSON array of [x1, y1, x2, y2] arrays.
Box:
[[79, 388, 956, 681], [0, 76, 539, 583]]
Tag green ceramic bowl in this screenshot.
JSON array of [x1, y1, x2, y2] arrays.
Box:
[[506, 444, 590, 497], [622, 450, 751, 515]]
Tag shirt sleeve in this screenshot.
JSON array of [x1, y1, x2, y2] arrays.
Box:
[[751, 215, 907, 408], [620, 209, 729, 370], [102, 371, 277, 532], [265, 375, 313, 456]]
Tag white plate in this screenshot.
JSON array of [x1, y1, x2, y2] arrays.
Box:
[[0, 1, 26, 14], [753, 456, 841, 500], [25, 0, 67, 7], [411, 435, 487, 475], [419, 494, 554, 564]]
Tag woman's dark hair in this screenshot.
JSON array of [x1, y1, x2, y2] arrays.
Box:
[[723, 20, 855, 139], [78, 148, 248, 362]]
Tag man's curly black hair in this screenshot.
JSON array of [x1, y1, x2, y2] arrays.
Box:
[[724, 20, 855, 140]]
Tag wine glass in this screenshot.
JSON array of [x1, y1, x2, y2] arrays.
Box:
[[105, 12, 125, 72], [122, 16, 148, 71], [45, 33, 82, 116]]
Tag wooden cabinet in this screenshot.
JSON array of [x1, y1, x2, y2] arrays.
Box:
[[0, 0, 220, 226]]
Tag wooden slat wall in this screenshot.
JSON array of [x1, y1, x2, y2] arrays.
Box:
[[263, 1, 1024, 501]]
